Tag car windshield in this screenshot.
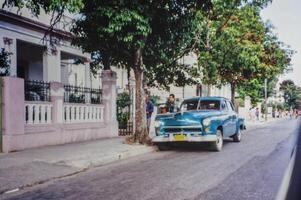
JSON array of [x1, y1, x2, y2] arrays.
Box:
[[180, 100, 199, 111], [199, 100, 220, 110], [180, 99, 221, 111]]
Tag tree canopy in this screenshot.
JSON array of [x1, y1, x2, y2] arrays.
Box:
[[280, 80, 301, 109], [196, 1, 293, 103]]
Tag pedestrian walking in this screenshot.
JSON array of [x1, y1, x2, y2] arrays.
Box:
[[248, 108, 253, 121], [255, 107, 259, 121], [166, 94, 176, 113], [145, 94, 154, 133]]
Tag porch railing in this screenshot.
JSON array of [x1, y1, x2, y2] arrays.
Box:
[[25, 102, 52, 124], [25, 80, 50, 102], [64, 85, 102, 104], [64, 104, 104, 123]]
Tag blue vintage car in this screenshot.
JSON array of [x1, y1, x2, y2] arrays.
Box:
[[152, 96, 246, 151]]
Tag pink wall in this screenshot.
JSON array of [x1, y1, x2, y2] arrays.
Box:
[[2, 70, 118, 153]]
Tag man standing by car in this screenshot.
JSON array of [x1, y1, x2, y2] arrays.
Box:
[[145, 94, 154, 134], [166, 94, 176, 113]]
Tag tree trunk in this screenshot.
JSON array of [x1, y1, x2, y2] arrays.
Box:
[[131, 48, 149, 144], [230, 83, 237, 110], [207, 84, 211, 96]]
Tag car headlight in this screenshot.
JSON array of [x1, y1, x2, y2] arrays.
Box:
[[202, 118, 211, 127], [154, 120, 161, 128]]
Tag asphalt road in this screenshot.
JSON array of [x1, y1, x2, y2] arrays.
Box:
[[2, 119, 300, 200]]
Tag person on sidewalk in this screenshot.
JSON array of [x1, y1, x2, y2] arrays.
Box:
[[248, 108, 253, 121], [145, 94, 154, 133], [255, 107, 260, 121], [166, 94, 176, 113]]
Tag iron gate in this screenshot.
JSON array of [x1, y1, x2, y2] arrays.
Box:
[[117, 89, 134, 136]]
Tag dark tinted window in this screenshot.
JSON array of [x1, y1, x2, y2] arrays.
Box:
[[199, 100, 220, 110], [180, 100, 199, 111]]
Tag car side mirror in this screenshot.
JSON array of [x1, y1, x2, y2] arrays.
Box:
[[221, 103, 226, 110]]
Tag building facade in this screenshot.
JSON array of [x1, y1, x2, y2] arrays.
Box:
[[0, 5, 118, 152]]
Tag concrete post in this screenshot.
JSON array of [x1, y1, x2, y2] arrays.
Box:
[[101, 70, 118, 137], [43, 46, 61, 82], [85, 64, 92, 88], [2, 77, 25, 152], [50, 82, 64, 124]]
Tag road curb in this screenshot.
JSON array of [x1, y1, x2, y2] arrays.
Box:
[[0, 145, 156, 197]]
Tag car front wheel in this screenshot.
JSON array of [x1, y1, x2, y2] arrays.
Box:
[[233, 128, 242, 142], [157, 143, 172, 151], [211, 129, 223, 151]]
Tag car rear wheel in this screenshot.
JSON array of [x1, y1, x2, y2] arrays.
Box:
[[157, 143, 171, 151], [211, 129, 223, 151], [233, 128, 242, 142]]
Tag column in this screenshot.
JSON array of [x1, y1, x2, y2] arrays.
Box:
[[85, 63, 91, 88], [84, 63, 91, 103], [50, 82, 64, 124], [101, 70, 118, 137], [2, 77, 25, 152], [43, 46, 61, 82]]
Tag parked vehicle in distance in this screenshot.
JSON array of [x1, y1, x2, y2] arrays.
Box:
[[152, 96, 246, 151]]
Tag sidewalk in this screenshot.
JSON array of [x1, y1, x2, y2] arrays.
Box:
[[0, 137, 155, 195], [245, 117, 291, 129]]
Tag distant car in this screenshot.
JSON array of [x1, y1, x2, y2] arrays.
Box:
[[152, 96, 246, 151]]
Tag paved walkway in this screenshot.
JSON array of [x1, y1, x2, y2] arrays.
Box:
[[0, 137, 154, 195], [245, 117, 290, 128]]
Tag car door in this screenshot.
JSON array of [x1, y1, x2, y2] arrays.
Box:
[[221, 100, 232, 136], [226, 100, 237, 135]]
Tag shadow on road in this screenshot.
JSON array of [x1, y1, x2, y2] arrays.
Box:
[[160, 139, 234, 152]]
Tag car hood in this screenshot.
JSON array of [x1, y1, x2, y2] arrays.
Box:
[[156, 110, 222, 126]]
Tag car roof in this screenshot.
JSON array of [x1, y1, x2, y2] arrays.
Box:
[[183, 96, 230, 102]]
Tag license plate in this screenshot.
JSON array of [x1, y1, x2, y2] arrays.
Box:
[[174, 134, 185, 141]]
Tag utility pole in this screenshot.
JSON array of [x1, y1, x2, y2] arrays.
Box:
[[264, 78, 268, 121]]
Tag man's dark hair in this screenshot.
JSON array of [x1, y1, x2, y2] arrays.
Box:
[[169, 94, 175, 98]]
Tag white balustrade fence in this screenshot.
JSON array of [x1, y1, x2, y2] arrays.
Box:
[[64, 104, 104, 123], [25, 102, 52, 124]]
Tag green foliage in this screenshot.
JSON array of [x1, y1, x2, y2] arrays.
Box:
[[2, 0, 83, 16], [72, 1, 201, 87], [280, 80, 301, 109], [0, 48, 11, 76], [117, 92, 131, 109], [117, 92, 131, 127], [149, 95, 160, 106], [197, 1, 293, 103]]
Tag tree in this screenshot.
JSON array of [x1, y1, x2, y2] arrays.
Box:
[[280, 80, 301, 109], [197, 2, 293, 104], [199, 5, 265, 103], [2, 0, 83, 35], [0, 48, 11, 76], [72, 1, 202, 144]]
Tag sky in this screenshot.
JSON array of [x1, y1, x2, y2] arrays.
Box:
[[261, 0, 301, 87]]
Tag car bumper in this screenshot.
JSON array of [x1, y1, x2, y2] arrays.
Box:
[[152, 134, 217, 143]]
